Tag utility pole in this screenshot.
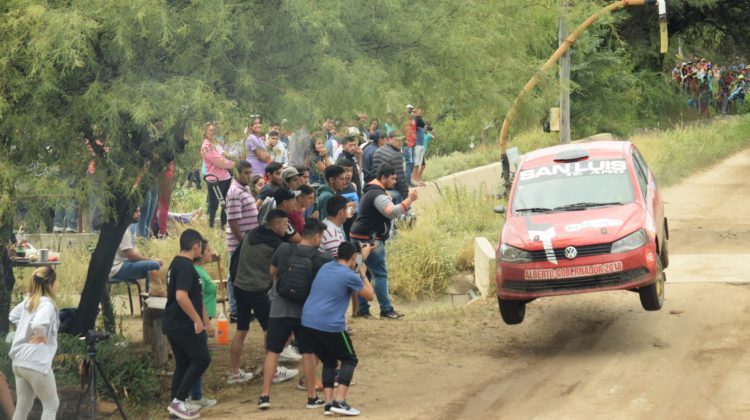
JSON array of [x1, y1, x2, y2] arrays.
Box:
[[559, 0, 571, 144]]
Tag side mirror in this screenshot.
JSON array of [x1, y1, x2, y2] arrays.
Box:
[[493, 205, 506, 214]]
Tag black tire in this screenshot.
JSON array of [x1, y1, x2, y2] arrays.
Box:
[[498, 297, 526, 325], [639, 258, 665, 311], [661, 235, 670, 269]]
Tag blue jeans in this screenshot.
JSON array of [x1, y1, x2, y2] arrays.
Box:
[[191, 375, 203, 400], [227, 252, 236, 315], [112, 260, 160, 291], [402, 146, 414, 185], [138, 185, 159, 237], [357, 240, 393, 314], [53, 199, 77, 231]]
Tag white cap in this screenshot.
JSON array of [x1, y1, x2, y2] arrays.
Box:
[[405, 104, 414, 110]]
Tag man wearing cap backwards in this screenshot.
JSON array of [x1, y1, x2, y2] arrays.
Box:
[[282, 166, 301, 191], [225, 160, 259, 322]]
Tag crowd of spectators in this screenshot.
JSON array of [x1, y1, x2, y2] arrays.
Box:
[[671, 58, 749, 117]]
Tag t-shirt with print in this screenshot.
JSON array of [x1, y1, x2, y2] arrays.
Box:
[[320, 219, 346, 258], [162, 256, 204, 336], [301, 261, 363, 333], [269, 243, 332, 319], [109, 228, 134, 277], [225, 179, 259, 254], [245, 134, 268, 176]]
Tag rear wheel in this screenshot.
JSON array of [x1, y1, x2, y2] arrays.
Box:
[[498, 297, 526, 325], [639, 258, 665, 311]]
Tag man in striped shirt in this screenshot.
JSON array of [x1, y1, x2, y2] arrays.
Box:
[[225, 160, 258, 320], [319, 196, 349, 258]]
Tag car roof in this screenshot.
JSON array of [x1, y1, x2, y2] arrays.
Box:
[[520, 140, 632, 169]]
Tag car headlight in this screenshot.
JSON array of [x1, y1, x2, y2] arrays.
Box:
[[611, 229, 648, 254], [500, 243, 532, 263]]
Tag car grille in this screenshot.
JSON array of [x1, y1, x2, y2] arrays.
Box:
[[503, 268, 649, 294], [529, 243, 612, 262]]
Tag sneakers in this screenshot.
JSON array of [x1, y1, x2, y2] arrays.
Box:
[[272, 366, 299, 384], [354, 312, 374, 319], [380, 309, 404, 319], [227, 369, 253, 384], [187, 397, 217, 410], [330, 400, 360, 416], [306, 396, 325, 409], [297, 376, 323, 391], [52, 227, 64, 233], [167, 400, 200, 420], [278, 345, 302, 362], [257, 395, 270, 410]]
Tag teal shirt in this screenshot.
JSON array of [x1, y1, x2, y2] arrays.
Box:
[[194, 265, 217, 318], [424, 133, 433, 150]]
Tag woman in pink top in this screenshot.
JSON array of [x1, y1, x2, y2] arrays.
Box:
[[201, 122, 235, 229]]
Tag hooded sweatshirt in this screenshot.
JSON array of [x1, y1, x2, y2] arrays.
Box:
[[9, 296, 59, 374], [235, 225, 284, 292], [316, 184, 336, 220]]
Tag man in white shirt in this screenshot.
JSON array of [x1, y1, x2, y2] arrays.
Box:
[[319, 196, 349, 258], [109, 207, 164, 287]]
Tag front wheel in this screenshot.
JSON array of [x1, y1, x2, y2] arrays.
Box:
[[498, 297, 526, 325], [639, 259, 665, 311]]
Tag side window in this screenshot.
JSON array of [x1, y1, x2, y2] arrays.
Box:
[[631, 153, 648, 199]]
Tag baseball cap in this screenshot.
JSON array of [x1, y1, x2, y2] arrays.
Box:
[[281, 166, 300, 180], [348, 127, 360, 136], [405, 104, 414, 110], [274, 188, 300, 204]]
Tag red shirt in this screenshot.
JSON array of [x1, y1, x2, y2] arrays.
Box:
[[406, 120, 417, 148], [288, 210, 305, 234]]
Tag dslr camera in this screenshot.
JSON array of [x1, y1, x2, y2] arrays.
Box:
[[84, 329, 111, 345]]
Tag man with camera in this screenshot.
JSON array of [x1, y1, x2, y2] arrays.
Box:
[[350, 164, 418, 319]]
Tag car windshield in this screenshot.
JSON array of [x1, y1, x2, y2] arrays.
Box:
[[512, 159, 635, 213]]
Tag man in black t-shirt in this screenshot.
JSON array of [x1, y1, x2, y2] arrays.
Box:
[[163, 229, 211, 420]]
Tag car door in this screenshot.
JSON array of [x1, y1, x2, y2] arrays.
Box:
[[632, 146, 665, 242]]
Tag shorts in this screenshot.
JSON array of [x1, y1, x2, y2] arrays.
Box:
[[304, 326, 357, 366], [413, 145, 426, 166], [233, 286, 270, 331], [266, 317, 314, 354]]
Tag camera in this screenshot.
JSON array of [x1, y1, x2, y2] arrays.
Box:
[[84, 330, 111, 345]]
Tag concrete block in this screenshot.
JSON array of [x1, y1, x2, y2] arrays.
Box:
[[474, 237, 496, 297]]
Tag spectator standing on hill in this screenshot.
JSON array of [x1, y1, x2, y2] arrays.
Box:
[[301, 242, 375, 416], [225, 161, 259, 322], [290, 184, 316, 233], [362, 130, 385, 183], [162, 229, 211, 420], [201, 122, 235, 229], [259, 162, 284, 200], [246, 116, 272, 176], [337, 134, 362, 195], [320, 196, 349, 258], [9, 267, 60, 420], [411, 108, 427, 186], [372, 130, 408, 203], [282, 166, 301, 191], [295, 165, 311, 186], [336, 158, 360, 238], [229, 210, 298, 385], [274, 188, 303, 244], [258, 219, 331, 411], [316, 165, 348, 220], [383, 113, 397, 137], [307, 135, 331, 185], [350, 164, 418, 319], [403, 105, 417, 187], [267, 130, 288, 165]]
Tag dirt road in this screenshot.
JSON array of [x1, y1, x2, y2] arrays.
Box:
[[196, 150, 750, 420]]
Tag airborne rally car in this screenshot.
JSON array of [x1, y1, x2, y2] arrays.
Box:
[[494, 141, 668, 325]]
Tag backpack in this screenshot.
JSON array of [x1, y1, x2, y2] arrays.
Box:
[[276, 244, 315, 303]]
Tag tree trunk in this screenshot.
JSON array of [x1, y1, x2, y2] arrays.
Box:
[[74, 188, 135, 336], [0, 188, 16, 336]]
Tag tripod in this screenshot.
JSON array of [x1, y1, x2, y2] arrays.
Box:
[[76, 333, 128, 419]]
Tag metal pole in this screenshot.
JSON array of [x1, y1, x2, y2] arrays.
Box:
[[559, 0, 571, 144]]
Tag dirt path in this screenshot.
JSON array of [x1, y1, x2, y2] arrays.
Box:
[[176, 149, 750, 419]]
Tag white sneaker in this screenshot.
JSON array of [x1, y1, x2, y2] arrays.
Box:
[[185, 401, 201, 412], [278, 345, 302, 362], [272, 366, 299, 384], [187, 397, 217, 410], [227, 369, 253, 384]]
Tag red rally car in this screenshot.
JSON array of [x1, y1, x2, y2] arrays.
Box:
[[494, 141, 668, 325]]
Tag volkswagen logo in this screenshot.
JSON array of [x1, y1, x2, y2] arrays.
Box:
[[564, 246, 578, 259]]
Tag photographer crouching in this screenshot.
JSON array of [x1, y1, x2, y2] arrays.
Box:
[[349, 164, 418, 319]]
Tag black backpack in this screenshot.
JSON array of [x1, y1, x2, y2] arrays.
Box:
[[277, 244, 315, 303]]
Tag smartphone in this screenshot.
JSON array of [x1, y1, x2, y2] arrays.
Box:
[[356, 254, 363, 267]]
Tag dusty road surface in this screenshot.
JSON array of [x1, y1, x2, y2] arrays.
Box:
[[192, 150, 750, 420]]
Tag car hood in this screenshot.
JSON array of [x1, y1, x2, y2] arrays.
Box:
[[502, 203, 644, 250]]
